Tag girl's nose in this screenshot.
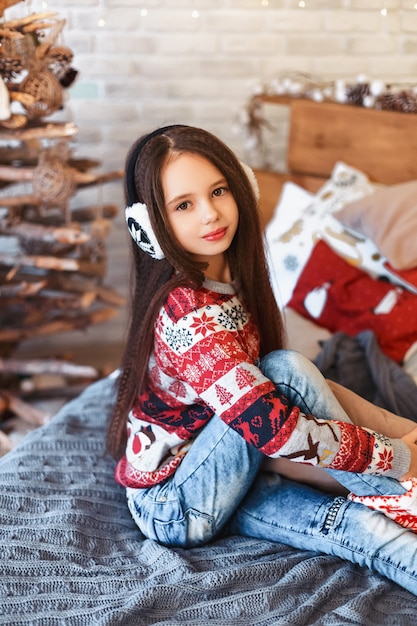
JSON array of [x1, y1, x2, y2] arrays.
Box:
[[200, 200, 218, 224]]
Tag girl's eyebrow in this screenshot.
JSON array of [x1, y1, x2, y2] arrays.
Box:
[[166, 178, 227, 208], [166, 192, 190, 208]]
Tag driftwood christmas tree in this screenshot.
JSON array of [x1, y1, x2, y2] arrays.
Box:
[[0, 3, 125, 440]]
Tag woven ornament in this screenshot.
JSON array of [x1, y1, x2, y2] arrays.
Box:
[[32, 153, 75, 209], [19, 69, 63, 118]]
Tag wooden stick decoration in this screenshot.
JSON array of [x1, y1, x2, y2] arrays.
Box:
[[0, 220, 91, 246], [0, 28, 23, 38], [0, 252, 106, 276], [2, 289, 97, 312], [0, 164, 123, 185], [0, 390, 47, 426], [0, 307, 118, 342], [46, 274, 126, 306], [0, 280, 46, 298], [0, 0, 22, 17], [3, 11, 58, 30], [0, 194, 41, 208], [0, 357, 98, 379]]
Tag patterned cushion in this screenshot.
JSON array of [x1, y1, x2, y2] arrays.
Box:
[[265, 162, 375, 308], [287, 240, 417, 363]]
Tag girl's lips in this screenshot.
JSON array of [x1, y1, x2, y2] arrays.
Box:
[[203, 227, 227, 242]]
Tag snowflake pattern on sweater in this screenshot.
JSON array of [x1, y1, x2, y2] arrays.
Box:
[[115, 278, 400, 489]]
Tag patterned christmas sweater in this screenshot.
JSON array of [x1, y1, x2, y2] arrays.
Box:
[[115, 278, 410, 489]]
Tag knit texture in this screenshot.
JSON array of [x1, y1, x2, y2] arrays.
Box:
[[117, 281, 399, 489], [0, 376, 416, 625]]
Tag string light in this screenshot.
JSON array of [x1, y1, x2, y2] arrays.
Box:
[[381, 8, 387, 16], [98, 18, 106, 28], [298, 1, 306, 8], [140, 9, 148, 17], [191, 10, 199, 18]]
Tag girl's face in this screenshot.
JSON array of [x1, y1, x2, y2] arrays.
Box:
[[161, 152, 239, 282]]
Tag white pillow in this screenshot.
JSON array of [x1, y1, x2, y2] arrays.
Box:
[[265, 162, 375, 308], [335, 180, 417, 271], [265, 181, 313, 308]]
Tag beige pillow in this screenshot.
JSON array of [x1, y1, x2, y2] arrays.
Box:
[[335, 180, 417, 270]]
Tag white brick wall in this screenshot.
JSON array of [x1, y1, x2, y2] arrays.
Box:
[[8, 0, 417, 174], [8, 0, 417, 358]]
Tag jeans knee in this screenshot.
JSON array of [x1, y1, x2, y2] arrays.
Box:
[[260, 349, 313, 381]]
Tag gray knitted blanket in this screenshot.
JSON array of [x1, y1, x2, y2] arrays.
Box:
[[1, 376, 416, 625]]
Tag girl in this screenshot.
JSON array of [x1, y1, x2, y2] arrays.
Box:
[[107, 124, 417, 595]]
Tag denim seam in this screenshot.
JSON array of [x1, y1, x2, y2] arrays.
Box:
[[320, 496, 346, 535], [324, 501, 417, 585]]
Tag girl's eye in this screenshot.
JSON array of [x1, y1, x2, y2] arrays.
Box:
[[213, 186, 227, 197], [176, 201, 190, 211]]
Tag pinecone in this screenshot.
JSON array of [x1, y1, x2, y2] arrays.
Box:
[[0, 57, 23, 82], [376, 91, 417, 113], [345, 82, 370, 106]]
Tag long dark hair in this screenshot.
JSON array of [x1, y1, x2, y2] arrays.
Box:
[[107, 125, 285, 458]]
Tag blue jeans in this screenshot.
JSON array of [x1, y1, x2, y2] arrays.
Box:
[[126, 350, 417, 595]]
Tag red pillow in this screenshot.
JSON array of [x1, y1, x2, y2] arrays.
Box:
[[384, 261, 417, 292], [287, 240, 417, 363]]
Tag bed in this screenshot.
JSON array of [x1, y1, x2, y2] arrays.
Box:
[[1, 99, 417, 625]]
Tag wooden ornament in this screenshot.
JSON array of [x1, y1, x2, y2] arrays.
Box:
[[32, 153, 75, 207], [19, 69, 63, 118]]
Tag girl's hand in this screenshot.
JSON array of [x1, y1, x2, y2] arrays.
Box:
[[399, 426, 417, 481]]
